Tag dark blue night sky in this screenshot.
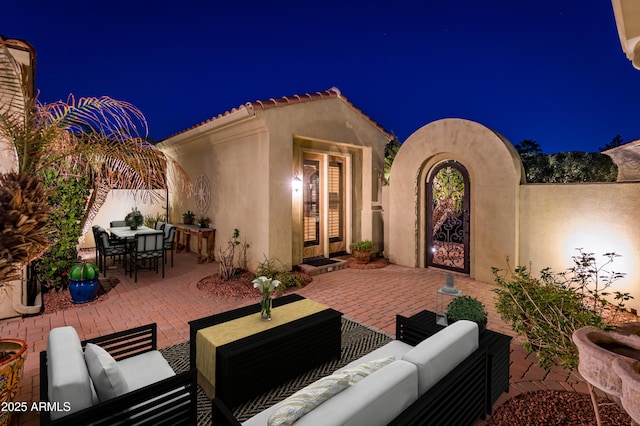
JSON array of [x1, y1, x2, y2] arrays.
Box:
[[3, 0, 639, 152]]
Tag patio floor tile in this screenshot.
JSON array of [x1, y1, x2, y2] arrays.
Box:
[[2, 252, 604, 425]]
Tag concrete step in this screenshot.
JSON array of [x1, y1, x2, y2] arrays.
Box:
[[297, 259, 348, 276]]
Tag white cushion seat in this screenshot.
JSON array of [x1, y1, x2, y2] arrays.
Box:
[[117, 350, 176, 391], [45, 326, 178, 421]]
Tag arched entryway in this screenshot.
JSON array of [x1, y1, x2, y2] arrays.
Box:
[[426, 160, 470, 273]]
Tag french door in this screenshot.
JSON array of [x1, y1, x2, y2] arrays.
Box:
[[302, 153, 347, 259]]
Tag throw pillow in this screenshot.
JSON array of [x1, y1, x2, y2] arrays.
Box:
[[340, 356, 395, 385], [268, 373, 351, 426], [84, 343, 129, 401]]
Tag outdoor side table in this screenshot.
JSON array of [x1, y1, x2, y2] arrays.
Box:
[[189, 294, 342, 407], [175, 224, 215, 263], [404, 310, 512, 415]]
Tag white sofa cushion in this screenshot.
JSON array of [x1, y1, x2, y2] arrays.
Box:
[[267, 372, 351, 426], [401, 319, 479, 395], [298, 359, 418, 426], [46, 326, 95, 420], [340, 356, 395, 385], [117, 350, 176, 390], [85, 343, 129, 401], [335, 340, 413, 373], [244, 360, 418, 426]]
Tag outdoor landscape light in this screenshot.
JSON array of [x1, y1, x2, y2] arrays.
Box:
[[436, 273, 462, 326], [292, 172, 302, 192]]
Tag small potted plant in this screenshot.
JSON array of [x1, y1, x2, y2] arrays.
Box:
[[350, 240, 373, 264], [446, 295, 488, 334], [125, 207, 144, 230], [198, 216, 211, 228], [67, 261, 101, 304], [183, 210, 195, 225]]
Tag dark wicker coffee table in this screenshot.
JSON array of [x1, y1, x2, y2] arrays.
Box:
[[189, 294, 342, 407]]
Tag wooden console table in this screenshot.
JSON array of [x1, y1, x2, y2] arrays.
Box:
[[175, 224, 215, 263]]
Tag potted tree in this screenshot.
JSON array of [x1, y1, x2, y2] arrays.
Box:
[[350, 240, 374, 264], [68, 262, 101, 304], [183, 210, 195, 225], [446, 295, 488, 335]]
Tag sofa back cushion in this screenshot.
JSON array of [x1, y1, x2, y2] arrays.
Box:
[[401, 319, 479, 395], [293, 360, 418, 426], [47, 326, 95, 420]]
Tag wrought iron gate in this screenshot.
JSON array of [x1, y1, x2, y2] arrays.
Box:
[[426, 161, 470, 273]]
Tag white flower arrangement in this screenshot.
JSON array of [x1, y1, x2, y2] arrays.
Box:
[[252, 276, 281, 295], [252, 276, 281, 320]]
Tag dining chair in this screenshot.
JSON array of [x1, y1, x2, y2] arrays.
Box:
[[162, 224, 177, 267], [128, 231, 165, 283], [110, 220, 127, 228], [96, 229, 127, 277], [92, 225, 102, 263]]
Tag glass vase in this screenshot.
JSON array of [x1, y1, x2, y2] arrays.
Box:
[[260, 294, 272, 321]]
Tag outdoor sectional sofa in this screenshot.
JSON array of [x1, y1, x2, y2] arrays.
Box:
[[213, 316, 497, 426], [39, 323, 197, 426]]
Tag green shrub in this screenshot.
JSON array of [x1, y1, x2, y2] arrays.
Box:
[[143, 212, 165, 228], [35, 168, 91, 291], [520, 152, 617, 183], [256, 256, 310, 293], [446, 296, 488, 323], [493, 250, 632, 370], [350, 240, 373, 251]]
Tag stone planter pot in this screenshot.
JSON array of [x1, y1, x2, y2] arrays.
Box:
[[353, 249, 371, 264], [0, 339, 27, 426], [183, 217, 194, 225], [69, 277, 100, 304]]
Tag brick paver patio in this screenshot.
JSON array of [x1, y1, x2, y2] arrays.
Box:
[[1, 251, 602, 426]]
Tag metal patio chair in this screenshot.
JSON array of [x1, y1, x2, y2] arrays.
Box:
[[128, 231, 165, 283], [96, 229, 127, 277], [162, 224, 177, 267]]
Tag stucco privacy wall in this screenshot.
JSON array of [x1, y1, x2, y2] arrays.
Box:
[[78, 189, 167, 249], [519, 183, 640, 313], [159, 94, 389, 271], [387, 118, 524, 284]]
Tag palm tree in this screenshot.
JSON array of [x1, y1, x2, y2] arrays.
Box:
[[0, 37, 191, 282]]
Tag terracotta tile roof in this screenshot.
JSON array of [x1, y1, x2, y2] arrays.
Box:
[[163, 87, 392, 140]]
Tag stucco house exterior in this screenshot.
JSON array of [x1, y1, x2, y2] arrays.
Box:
[[0, 36, 35, 175], [157, 87, 391, 271], [603, 138, 640, 181]]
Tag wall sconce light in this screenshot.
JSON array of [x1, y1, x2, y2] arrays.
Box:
[[292, 172, 302, 193], [436, 274, 462, 326]]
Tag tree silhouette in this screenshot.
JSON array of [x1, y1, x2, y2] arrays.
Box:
[[599, 134, 624, 152], [514, 139, 543, 155]]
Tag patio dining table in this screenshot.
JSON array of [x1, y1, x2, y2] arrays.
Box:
[[108, 225, 157, 240]]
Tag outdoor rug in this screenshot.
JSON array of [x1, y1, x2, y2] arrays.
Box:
[[160, 317, 393, 425]]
